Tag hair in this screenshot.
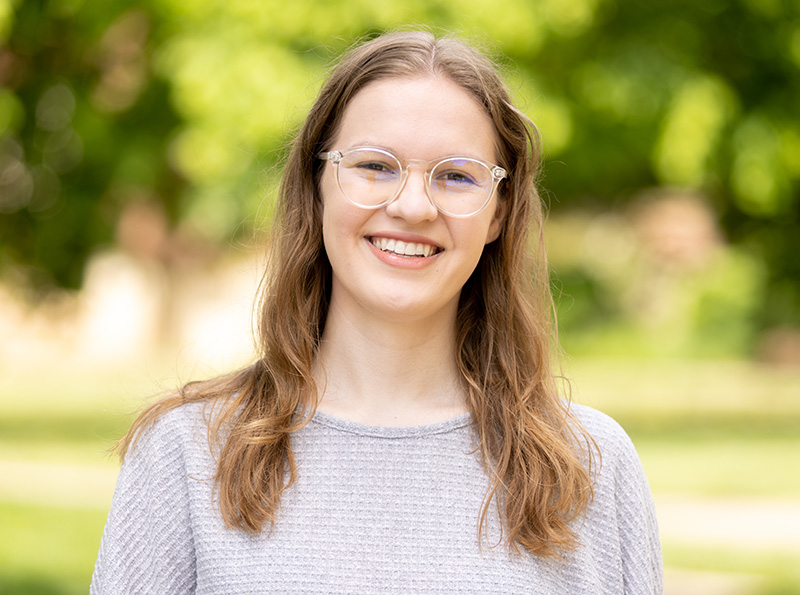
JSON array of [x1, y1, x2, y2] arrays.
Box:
[[118, 30, 596, 559]]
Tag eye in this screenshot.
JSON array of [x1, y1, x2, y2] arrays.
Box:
[[439, 171, 478, 185], [433, 169, 480, 193], [356, 161, 395, 174], [351, 161, 399, 184], [341, 150, 401, 182]]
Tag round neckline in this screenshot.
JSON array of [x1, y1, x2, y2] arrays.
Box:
[[309, 409, 473, 439]]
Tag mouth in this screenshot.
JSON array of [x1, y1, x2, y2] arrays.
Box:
[[368, 236, 442, 258]]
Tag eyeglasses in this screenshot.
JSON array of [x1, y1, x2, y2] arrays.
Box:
[[319, 147, 507, 218]]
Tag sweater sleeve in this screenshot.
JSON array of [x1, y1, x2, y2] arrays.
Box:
[[571, 403, 663, 594], [91, 408, 198, 594], [610, 421, 663, 594]]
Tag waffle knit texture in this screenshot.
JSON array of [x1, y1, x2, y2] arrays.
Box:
[[91, 401, 662, 594]]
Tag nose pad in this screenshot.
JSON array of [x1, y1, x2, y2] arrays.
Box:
[[385, 164, 438, 222]]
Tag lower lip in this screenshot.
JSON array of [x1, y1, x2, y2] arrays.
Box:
[[366, 239, 440, 270]]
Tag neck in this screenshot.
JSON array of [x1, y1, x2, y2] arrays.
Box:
[[313, 301, 468, 427]]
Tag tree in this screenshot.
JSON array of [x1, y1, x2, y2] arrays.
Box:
[[1, 0, 798, 340]]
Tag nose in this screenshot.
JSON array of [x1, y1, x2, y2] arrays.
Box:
[[384, 164, 438, 223]]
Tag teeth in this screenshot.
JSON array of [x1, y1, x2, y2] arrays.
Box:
[[372, 237, 436, 257]]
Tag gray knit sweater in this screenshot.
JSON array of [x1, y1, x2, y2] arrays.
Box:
[[91, 401, 662, 594]]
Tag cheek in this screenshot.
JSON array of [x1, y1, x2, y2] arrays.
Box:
[[320, 170, 343, 245], [321, 186, 369, 264], [319, 167, 337, 211], [461, 213, 500, 256], [323, 197, 363, 237]]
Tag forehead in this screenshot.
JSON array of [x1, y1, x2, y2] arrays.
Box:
[[332, 76, 499, 162]]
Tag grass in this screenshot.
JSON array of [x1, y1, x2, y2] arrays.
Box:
[[662, 544, 800, 595], [0, 502, 108, 595], [1, 357, 798, 592], [0, 411, 133, 449], [637, 435, 800, 498]]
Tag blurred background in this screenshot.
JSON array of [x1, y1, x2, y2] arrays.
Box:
[[1, 0, 799, 593]]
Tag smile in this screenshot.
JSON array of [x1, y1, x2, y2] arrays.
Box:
[[368, 237, 441, 258]]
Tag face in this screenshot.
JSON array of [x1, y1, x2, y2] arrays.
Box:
[[319, 75, 504, 326]]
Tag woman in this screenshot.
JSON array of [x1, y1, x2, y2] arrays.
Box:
[[92, 31, 662, 593]]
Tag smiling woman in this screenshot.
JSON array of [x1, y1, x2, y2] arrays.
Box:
[[91, 31, 662, 594]]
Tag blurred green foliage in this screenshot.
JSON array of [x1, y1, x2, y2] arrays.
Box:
[[1, 0, 798, 342]]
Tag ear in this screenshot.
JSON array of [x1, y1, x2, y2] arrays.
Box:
[[484, 197, 507, 245]]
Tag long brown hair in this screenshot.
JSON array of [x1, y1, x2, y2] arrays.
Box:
[[118, 30, 595, 559]]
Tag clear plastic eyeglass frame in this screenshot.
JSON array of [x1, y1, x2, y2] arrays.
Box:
[[318, 147, 507, 218]]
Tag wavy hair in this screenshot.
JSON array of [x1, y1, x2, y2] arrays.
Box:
[[118, 30, 595, 558]]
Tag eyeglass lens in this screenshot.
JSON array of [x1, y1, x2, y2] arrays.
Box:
[[336, 149, 495, 216]]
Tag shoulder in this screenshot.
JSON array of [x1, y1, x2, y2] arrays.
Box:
[[566, 400, 660, 527], [564, 401, 655, 510], [124, 398, 223, 472], [93, 400, 212, 594], [564, 401, 640, 465], [565, 401, 628, 440], [565, 403, 664, 591], [155, 398, 215, 435]]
